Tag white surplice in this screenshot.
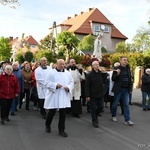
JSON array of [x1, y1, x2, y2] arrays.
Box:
[[35, 66, 52, 99], [44, 69, 74, 109], [68, 68, 85, 100]]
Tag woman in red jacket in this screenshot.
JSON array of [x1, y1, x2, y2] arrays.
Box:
[[0, 65, 20, 124]]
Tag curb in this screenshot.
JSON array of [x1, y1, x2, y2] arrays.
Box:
[[132, 102, 142, 107]]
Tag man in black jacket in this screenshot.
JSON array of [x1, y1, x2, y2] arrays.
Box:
[[85, 61, 107, 128], [111, 56, 134, 126]]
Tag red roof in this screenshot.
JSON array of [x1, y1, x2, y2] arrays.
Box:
[[25, 36, 39, 45], [59, 8, 127, 39], [111, 25, 127, 39]]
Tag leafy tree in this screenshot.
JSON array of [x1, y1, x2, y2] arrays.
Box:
[[114, 41, 130, 53], [0, 0, 20, 8], [131, 27, 150, 52], [24, 51, 34, 62], [101, 46, 107, 54], [0, 36, 11, 61], [78, 34, 94, 51], [35, 50, 56, 63], [39, 33, 56, 53], [109, 52, 144, 74], [56, 31, 80, 62], [15, 51, 25, 64], [143, 48, 150, 56], [143, 56, 150, 69]]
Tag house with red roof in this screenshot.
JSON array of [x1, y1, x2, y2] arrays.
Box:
[[49, 8, 127, 53], [9, 35, 39, 61]]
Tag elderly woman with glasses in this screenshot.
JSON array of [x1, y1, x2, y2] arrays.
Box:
[[0, 65, 20, 124]]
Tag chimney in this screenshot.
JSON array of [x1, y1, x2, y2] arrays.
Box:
[[89, 8, 93, 11], [67, 17, 71, 20], [80, 11, 84, 15], [9, 36, 13, 41], [74, 14, 77, 17]]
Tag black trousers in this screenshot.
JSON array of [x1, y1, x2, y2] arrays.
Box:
[[0, 98, 13, 120], [38, 99, 46, 117], [19, 89, 30, 110], [45, 108, 66, 132]]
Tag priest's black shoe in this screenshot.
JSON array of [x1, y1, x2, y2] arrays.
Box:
[[45, 126, 51, 133], [5, 117, 10, 122], [1, 119, 5, 125], [59, 131, 68, 137], [93, 121, 99, 128]]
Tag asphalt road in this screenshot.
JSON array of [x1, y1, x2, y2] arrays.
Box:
[[0, 103, 150, 150]]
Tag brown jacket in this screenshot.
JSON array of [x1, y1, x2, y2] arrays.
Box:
[[22, 69, 33, 89]]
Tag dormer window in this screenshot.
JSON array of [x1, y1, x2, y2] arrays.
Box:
[[104, 26, 109, 33]]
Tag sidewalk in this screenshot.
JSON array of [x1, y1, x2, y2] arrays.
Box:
[[132, 88, 142, 107]]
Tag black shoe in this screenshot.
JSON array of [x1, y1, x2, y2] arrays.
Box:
[[59, 131, 68, 137], [5, 117, 10, 122], [10, 112, 15, 116], [147, 108, 150, 111], [96, 118, 99, 124], [45, 126, 51, 133], [1, 119, 5, 125], [129, 102, 133, 105], [143, 108, 147, 111], [72, 114, 80, 118], [25, 109, 30, 112], [93, 121, 99, 128]]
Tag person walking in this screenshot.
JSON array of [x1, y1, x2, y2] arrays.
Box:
[[10, 62, 24, 116], [67, 59, 85, 118], [0, 65, 20, 124], [111, 56, 134, 126], [31, 61, 40, 111], [109, 62, 124, 114], [19, 62, 33, 111], [35, 57, 52, 119], [141, 68, 150, 111], [85, 61, 107, 128], [44, 59, 74, 137]]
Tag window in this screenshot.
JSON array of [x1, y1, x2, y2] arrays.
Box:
[[94, 25, 100, 31], [104, 26, 109, 33]]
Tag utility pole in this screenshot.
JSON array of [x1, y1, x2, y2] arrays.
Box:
[[50, 21, 57, 52]]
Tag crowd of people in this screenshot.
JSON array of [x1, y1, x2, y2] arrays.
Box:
[[0, 56, 150, 137]]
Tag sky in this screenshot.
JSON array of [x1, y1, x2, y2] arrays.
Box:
[[0, 0, 149, 43]]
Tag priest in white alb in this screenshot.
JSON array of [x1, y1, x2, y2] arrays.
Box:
[[35, 57, 52, 119], [44, 59, 74, 137]]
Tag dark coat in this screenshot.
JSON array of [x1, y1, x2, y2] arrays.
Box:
[[141, 73, 150, 92], [111, 65, 132, 93], [85, 69, 108, 99]]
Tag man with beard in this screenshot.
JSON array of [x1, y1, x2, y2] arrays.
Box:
[[67, 59, 85, 118]]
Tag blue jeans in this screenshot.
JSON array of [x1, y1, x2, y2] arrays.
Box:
[[142, 92, 150, 109], [10, 95, 19, 113], [112, 88, 130, 122], [90, 98, 103, 122]]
